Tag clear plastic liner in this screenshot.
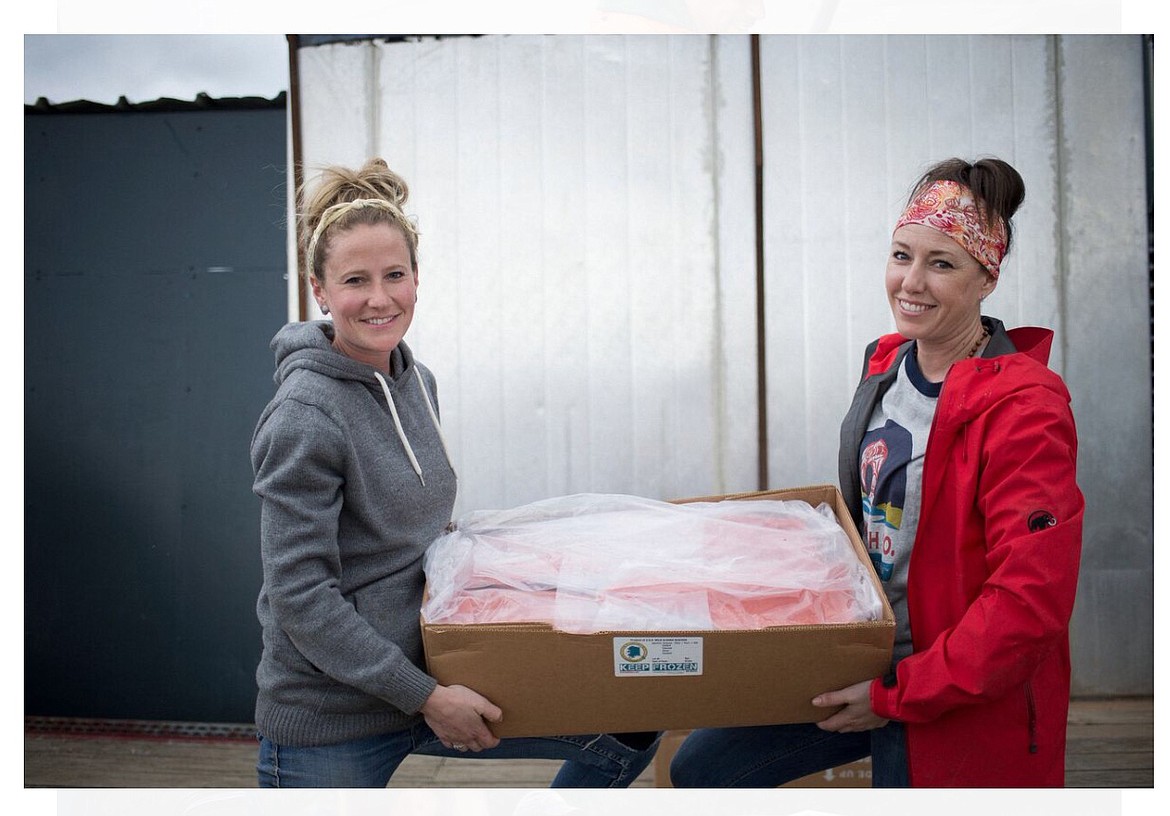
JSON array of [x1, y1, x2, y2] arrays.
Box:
[[421, 493, 885, 634]]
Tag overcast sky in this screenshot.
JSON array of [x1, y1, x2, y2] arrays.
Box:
[[24, 35, 290, 105]]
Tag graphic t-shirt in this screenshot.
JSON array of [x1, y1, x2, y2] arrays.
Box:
[[858, 346, 940, 664]]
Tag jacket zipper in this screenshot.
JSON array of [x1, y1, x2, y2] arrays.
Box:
[[1025, 681, 1039, 754]]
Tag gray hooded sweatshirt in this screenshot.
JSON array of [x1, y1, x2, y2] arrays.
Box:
[[251, 320, 457, 746]]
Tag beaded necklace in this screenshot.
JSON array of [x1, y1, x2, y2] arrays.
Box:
[[967, 325, 990, 358]]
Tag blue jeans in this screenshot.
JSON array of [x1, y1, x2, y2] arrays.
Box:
[[669, 720, 908, 787], [257, 722, 661, 788]]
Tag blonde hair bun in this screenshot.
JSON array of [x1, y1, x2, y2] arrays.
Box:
[[299, 158, 420, 280]]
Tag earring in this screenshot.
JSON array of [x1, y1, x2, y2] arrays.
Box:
[[319, 302, 330, 314]]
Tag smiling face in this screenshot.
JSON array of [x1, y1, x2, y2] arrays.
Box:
[[886, 223, 997, 349], [311, 221, 418, 371]]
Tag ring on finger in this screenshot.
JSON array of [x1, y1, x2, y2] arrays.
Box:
[[452, 743, 468, 751]]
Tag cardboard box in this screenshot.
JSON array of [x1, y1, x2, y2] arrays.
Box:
[[652, 729, 873, 787], [421, 485, 895, 738]]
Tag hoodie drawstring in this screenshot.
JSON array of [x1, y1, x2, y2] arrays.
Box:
[[374, 368, 454, 486], [411, 366, 454, 467]]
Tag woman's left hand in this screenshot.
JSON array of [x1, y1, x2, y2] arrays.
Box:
[[811, 679, 889, 733]]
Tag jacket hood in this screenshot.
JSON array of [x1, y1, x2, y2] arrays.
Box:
[[270, 320, 414, 387], [864, 316, 1068, 426], [997, 324, 1054, 365], [866, 316, 1053, 378]]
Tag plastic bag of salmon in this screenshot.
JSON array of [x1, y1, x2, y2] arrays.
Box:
[[421, 493, 884, 634]]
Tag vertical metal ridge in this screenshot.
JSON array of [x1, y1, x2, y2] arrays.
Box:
[[751, 34, 768, 491], [287, 34, 308, 320], [1143, 33, 1154, 411]]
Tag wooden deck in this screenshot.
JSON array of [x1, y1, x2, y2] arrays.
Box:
[[24, 697, 1152, 788]]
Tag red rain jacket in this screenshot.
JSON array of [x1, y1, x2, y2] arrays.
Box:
[[838, 318, 1084, 787]]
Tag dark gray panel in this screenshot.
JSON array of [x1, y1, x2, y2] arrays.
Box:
[[25, 107, 287, 722]]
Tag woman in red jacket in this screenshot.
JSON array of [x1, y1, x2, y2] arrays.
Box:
[[670, 157, 1084, 787]]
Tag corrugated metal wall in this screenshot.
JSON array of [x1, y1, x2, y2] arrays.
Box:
[[759, 35, 1065, 485], [295, 34, 1151, 696], [25, 104, 288, 721], [298, 35, 760, 509], [1056, 36, 1152, 697]]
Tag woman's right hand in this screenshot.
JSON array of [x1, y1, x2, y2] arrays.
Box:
[[420, 684, 504, 752]]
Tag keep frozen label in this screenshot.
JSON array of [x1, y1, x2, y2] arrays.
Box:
[[613, 637, 704, 677]]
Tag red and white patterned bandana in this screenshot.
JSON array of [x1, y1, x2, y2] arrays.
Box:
[[894, 180, 1008, 278]]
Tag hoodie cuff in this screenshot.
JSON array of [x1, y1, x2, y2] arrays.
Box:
[[387, 662, 440, 715]]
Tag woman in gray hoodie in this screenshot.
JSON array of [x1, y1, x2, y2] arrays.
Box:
[[251, 158, 659, 787]]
